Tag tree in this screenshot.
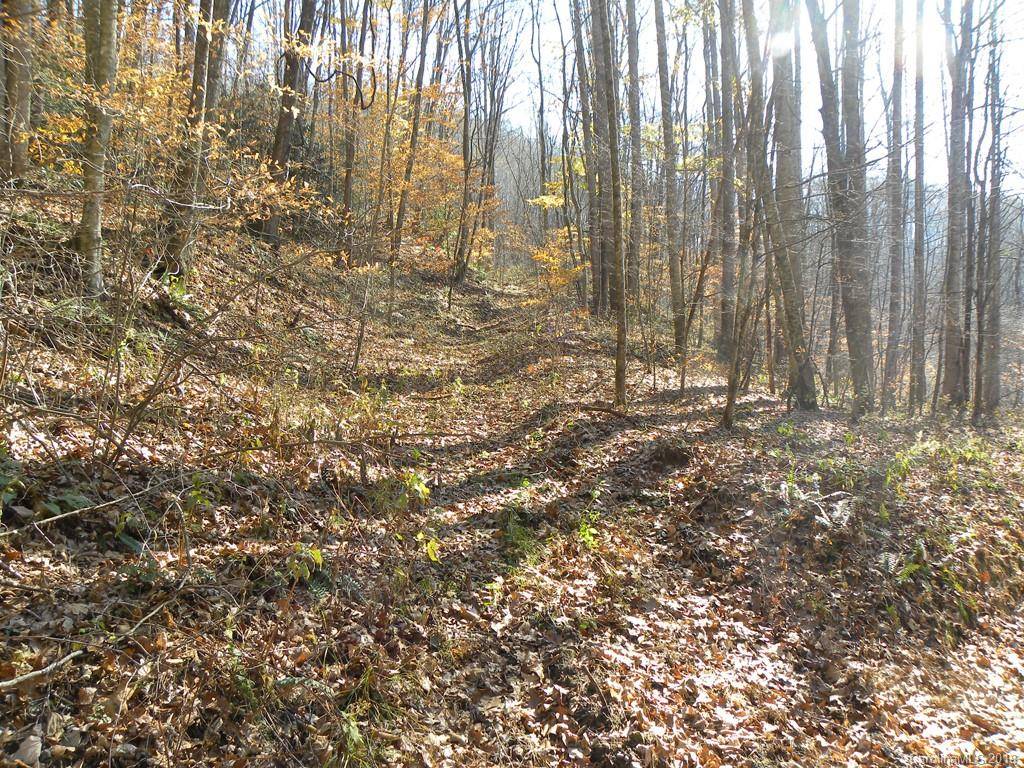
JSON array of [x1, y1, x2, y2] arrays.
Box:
[[908, 0, 927, 412], [717, 0, 738, 363], [255, 0, 317, 245], [78, 0, 118, 296], [390, 0, 435, 265], [158, 0, 231, 277], [590, 0, 626, 405], [0, 0, 33, 180], [740, 0, 816, 411], [974, 7, 1002, 419], [807, 0, 875, 418], [940, 0, 973, 408], [881, 0, 905, 413], [653, 0, 685, 382], [451, 0, 474, 284], [570, 0, 601, 315], [624, 0, 642, 304], [771, 0, 805, 395], [530, 0, 549, 240]]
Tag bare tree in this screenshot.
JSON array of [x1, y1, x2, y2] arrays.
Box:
[[975, 6, 1002, 419], [570, 0, 601, 314], [908, 0, 927, 411], [78, 0, 119, 296], [653, 0, 685, 380], [530, 0, 549, 239], [940, 0, 973, 408], [881, 0, 905, 413], [717, 0, 738, 363], [624, 0, 642, 304], [0, 0, 33, 180], [590, 0, 626, 405], [740, 0, 816, 410], [256, 0, 317, 244], [807, 0, 875, 417], [390, 0, 435, 264], [158, 0, 231, 277]]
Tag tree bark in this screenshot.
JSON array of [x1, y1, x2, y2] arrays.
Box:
[[771, 0, 803, 395], [881, 0, 905, 413], [940, 0, 972, 408], [570, 0, 601, 315], [908, 0, 927, 411], [653, 0, 685, 382], [257, 0, 317, 245], [624, 0, 642, 305], [1, 0, 33, 180], [976, 10, 1002, 418], [807, 0, 874, 417], [717, 0, 738, 363], [78, 0, 118, 296], [390, 0, 433, 264], [590, 0, 626, 406], [742, 0, 816, 410], [159, 0, 230, 276]]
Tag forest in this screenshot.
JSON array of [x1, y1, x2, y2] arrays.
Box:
[[1, 0, 1024, 764]]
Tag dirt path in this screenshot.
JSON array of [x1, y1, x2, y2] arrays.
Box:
[[380, 291, 1024, 766]]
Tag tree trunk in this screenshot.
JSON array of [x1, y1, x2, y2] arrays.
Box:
[[1, 0, 33, 180], [807, 0, 874, 417], [624, 0, 642, 305], [717, 0, 738, 364], [531, 0, 548, 240], [451, 0, 474, 285], [569, 0, 601, 315], [908, 0, 927, 411], [977, 11, 1002, 418], [940, 0, 972, 408], [159, 0, 230, 277], [881, 0, 905, 413], [390, 0, 433, 264], [590, 0, 626, 406], [653, 0, 685, 382], [771, 0, 803, 394], [78, 0, 118, 296], [742, 0, 816, 410], [257, 0, 317, 245]]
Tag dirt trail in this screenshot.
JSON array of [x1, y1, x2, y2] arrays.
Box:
[[372, 290, 1024, 766]]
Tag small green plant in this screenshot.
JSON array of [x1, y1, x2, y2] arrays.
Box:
[[577, 509, 600, 550], [338, 710, 368, 765], [373, 470, 430, 515], [895, 538, 930, 584], [484, 578, 504, 606], [877, 501, 890, 524], [286, 543, 324, 583], [42, 489, 93, 517], [776, 421, 795, 438], [415, 531, 442, 562], [183, 473, 216, 526], [0, 456, 25, 508], [163, 273, 191, 308], [502, 507, 536, 560]]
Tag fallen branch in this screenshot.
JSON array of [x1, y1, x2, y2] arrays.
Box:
[[0, 577, 188, 691], [0, 650, 84, 691], [0, 478, 178, 540]]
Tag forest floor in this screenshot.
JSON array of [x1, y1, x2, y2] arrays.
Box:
[[2, 238, 1024, 767]]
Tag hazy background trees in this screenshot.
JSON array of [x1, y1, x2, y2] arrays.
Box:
[[1, 0, 1021, 420]]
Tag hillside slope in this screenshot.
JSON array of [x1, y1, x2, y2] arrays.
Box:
[[2, 242, 1024, 767]]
